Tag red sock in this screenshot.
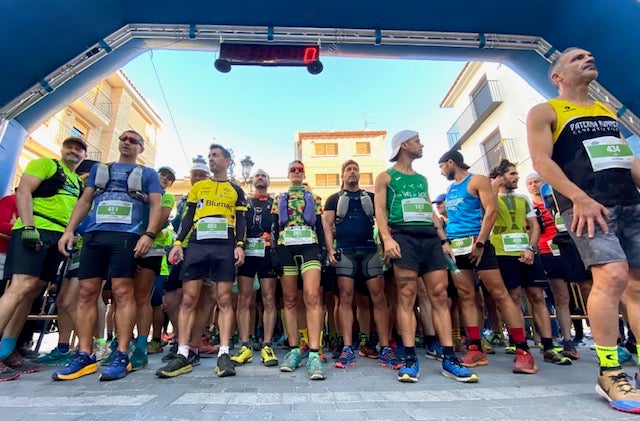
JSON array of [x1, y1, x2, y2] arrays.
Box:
[[466, 326, 480, 341], [508, 327, 526, 344]]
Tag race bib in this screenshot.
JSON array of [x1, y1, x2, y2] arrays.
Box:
[[583, 136, 634, 172], [547, 240, 561, 257], [450, 236, 473, 256], [96, 200, 133, 224], [245, 238, 266, 257], [144, 244, 167, 257], [501, 233, 530, 252], [283, 226, 314, 245], [196, 217, 228, 240], [401, 198, 430, 222]]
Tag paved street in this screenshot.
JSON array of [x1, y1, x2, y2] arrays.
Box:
[[0, 338, 638, 420]]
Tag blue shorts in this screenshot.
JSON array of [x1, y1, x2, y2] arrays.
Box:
[[562, 203, 640, 268]]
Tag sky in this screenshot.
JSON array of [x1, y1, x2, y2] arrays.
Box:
[[122, 50, 466, 196]]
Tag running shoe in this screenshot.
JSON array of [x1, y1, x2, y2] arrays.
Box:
[[280, 348, 303, 372], [230, 345, 254, 366], [484, 331, 505, 347], [398, 356, 419, 383], [378, 346, 402, 370], [425, 342, 444, 361], [460, 344, 489, 367], [3, 351, 43, 374], [307, 353, 325, 380], [260, 344, 278, 367], [597, 369, 640, 414], [187, 350, 201, 367], [101, 338, 120, 366], [52, 352, 98, 381], [93, 342, 111, 362], [215, 353, 236, 377], [197, 335, 219, 358], [543, 349, 572, 365], [481, 338, 495, 355], [505, 345, 517, 355], [129, 345, 149, 371], [156, 354, 192, 378], [100, 350, 132, 381], [147, 339, 164, 355], [334, 346, 357, 369], [33, 347, 73, 367], [561, 339, 580, 360], [358, 344, 379, 359], [0, 361, 19, 381], [162, 341, 178, 362], [442, 356, 479, 383], [512, 348, 538, 374]]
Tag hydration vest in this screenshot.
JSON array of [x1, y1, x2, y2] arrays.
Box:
[[335, 190, 374, 224], [247, 196, 274, 233], [32, 159, 83, 199], [94, 163, 149, 203], [278, 190, 316, 227]]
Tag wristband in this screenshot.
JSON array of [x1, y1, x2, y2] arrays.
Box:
[[173, 240, 182, 247], [475, 241, 485, 249], [440, 238, 451, 245], [236, 241, 245, 249], [143, 231, 156, 240]]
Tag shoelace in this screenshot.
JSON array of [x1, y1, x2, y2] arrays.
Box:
[[611, 372, 636, 394]]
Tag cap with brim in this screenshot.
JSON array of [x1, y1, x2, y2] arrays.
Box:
[[190, 162, 211, 175], [432, 193, 447, 204], [389, 130, 419, 161], [437, 149, 470, 170], [63, 137, 88, 151]]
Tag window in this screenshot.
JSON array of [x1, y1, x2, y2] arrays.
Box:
[[314, 143, 338, 155], [355, 142, 371, 155], [70, 127, 84, 138], [482, 131, 505, 174], [315, 173, 339, 187], [360, 172, 373, 186]]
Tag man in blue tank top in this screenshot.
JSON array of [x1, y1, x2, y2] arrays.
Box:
[[528, 47, 640, 414], [375, 130, 477, 384], [438, 149, 536, 374]]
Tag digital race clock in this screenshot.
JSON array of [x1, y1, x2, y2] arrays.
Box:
[[214, 43, 323, 74]]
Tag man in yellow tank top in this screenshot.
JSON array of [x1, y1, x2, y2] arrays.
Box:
[[527, 47, 640, 414]]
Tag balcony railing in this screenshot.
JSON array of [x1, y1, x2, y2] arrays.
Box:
[[82, 89, 113, 120], [447, 80, 503, 149], [468, 137, 518, 176]]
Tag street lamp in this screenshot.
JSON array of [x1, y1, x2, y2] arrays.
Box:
[[240, 155, 254, 193]]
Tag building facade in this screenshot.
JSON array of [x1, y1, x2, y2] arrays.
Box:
[[440, 62, 545, 191], [294, 130, 387, 199], [14, 70, 163, 187]]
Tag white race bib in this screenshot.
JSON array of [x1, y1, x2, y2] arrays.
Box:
[[501, 233, 530, 252], [283, 226, 314, 245], [555, 214, 567, 232], [96, 200, 133, 224], [547, 240, 561, 257], [583, 136, 634, 172], [196, 217, 228, 240], [401, 198, 430, 222], [450, 236, 474, 256], [245, 238, 266, 257]]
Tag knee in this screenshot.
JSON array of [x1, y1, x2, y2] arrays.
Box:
[[303, 290, 321, 307]]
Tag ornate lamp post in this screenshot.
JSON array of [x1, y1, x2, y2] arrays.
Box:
[[240, 155, 254, 193]]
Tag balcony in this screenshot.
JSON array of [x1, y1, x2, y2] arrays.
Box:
[[468, 137, 518, 176], [446, 80, 503, 149], [73, 89, 113, 128]]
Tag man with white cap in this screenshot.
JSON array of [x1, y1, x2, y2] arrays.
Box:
[[374, 130, 477, 383]]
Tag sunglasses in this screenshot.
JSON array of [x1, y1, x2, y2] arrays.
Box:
[[119, 136, 142, 145], [289, 166, 304, 173]]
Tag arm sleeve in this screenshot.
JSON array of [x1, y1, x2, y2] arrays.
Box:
[[315, 214, 326, 250], [176, 203, 196, 242], [235, 210, 246, 244]]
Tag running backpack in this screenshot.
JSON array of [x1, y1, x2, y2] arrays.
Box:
[[278, 190, 316, 227], [94, 163, 149, 203], [335, 190, 374, 224], [32, 159, 83, 199]]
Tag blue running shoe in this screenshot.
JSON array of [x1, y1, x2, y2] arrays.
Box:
[[442, 356, 479, 383], [425, 342, 444, 361], [100, 351, 131, 381], [280, 348, 303, 372], [378, 346, 402, 370], [334, 346, 356, 369], [52, 352, 97, 381], [398, 356, 419, 383]]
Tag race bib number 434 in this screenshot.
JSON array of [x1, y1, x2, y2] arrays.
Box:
[[583, 136, 634, 172]]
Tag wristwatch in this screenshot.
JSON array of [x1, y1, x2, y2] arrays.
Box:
[[475, 241, 485, 249], [527, 245, 539, 254]]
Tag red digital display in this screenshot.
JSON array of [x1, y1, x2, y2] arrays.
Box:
[[219, 43, 319, 66], [215, 43, 323, 74]]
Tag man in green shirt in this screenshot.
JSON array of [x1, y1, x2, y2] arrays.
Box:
[[374, 130, 477, 384], [0, 137, 87, 381]]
